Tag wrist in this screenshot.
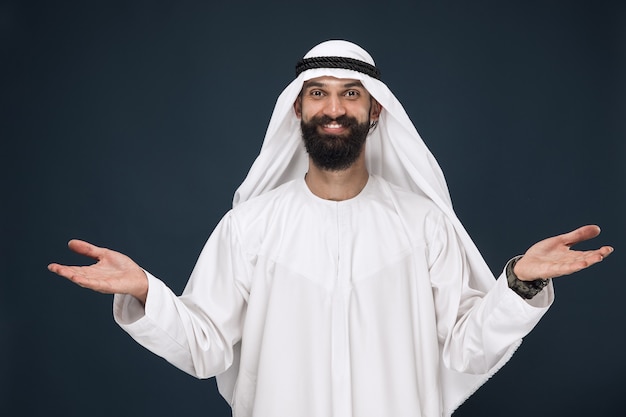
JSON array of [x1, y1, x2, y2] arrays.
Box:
[[131, 270, 149, 306], [506, 256, 550, 300]]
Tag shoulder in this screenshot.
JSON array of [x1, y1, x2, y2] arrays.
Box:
[[371, 175, 441, 214], [227, 179, 302, 231], [232, 179, 299, 213]]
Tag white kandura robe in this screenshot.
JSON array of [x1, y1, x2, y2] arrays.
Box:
[[114, 175, 553, 417]]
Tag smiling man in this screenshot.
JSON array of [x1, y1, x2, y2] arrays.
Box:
[[297, 77, 380, 173], [296, 76, 381, 200], [49, 40, 613, 417]]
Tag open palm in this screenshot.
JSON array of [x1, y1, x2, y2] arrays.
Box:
[[48, 239, 148, 303], [514, 225, 613, 281]]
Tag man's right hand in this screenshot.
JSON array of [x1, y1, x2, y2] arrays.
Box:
[[48, 240, 149, 305]]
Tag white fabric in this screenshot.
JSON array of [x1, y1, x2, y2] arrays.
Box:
[[227, 40, 544, 412], [114, 176, 552, 416], [113, 40, 555, 415]]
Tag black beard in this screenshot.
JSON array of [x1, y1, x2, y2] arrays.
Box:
[[300, 115, 370, 171]]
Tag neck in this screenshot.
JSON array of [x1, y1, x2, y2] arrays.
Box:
[[305, 153, 369, 201]]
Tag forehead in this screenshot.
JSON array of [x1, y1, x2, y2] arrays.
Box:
[[302, 76, 368, 91]]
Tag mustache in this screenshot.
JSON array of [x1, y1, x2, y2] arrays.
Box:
[[307, 115, 359, 129]]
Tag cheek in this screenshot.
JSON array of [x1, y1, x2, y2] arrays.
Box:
[[347, 101, 373, 118], [352, 106, 372, 122], [298, 102, 320, 120]]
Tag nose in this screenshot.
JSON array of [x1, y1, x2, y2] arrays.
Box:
[[323, 95, 346, 119]]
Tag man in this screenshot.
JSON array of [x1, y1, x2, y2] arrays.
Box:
[[48, 40, 613, 416]]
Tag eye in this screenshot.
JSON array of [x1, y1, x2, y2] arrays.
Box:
[[309, 89, 324, 97], [344, 90, 360, 98]]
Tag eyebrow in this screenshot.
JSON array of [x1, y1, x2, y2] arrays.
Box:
[[303, 80, 365, 89]]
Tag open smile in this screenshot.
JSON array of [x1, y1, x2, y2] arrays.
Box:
[[320, 122, 348, 134]]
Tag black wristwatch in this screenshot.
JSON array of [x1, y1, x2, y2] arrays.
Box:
[[506, 256, 550, 300]]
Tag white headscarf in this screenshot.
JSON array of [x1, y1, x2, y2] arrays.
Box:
[[233, 39, 495, 292]]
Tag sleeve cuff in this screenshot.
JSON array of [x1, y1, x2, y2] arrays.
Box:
[[113, 271, 167, 326]]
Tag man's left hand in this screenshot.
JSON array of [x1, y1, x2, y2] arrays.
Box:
[[514, 225, 614, 281]]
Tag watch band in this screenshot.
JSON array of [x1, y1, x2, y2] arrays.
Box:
[[506, 255, 550, 300]]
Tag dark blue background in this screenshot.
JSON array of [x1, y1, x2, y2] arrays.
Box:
[[2, 1, 624, 415]]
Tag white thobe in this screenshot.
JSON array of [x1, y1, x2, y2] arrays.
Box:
[[114, 175, 553, 417]]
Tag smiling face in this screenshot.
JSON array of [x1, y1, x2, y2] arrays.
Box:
[[294, 76, 381, 171]]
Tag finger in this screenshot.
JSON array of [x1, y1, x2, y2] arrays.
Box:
[[551, 246, 614, 277], [47, 263, 64, 275], [561, 225, 602, 247], [600, 245, 615, 258], [67, 239, 106, 260], [582, 245, 614, 262], [47, 263, 84, 281], [48, 263, 103, 290]]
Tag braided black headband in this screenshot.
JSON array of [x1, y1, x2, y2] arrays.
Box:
[[295, 56, 381, 80]]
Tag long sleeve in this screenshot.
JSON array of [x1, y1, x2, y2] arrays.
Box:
[[429, 214, 554, 375], [113, 213, 249, 379]]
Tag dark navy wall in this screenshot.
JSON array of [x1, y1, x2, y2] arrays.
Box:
[[2, 1, 624, 415]]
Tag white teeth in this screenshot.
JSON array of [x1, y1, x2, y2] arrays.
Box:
[[324, 123, 342, 128]]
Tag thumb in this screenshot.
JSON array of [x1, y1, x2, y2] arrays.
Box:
[[67, 239, 106, 260]]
